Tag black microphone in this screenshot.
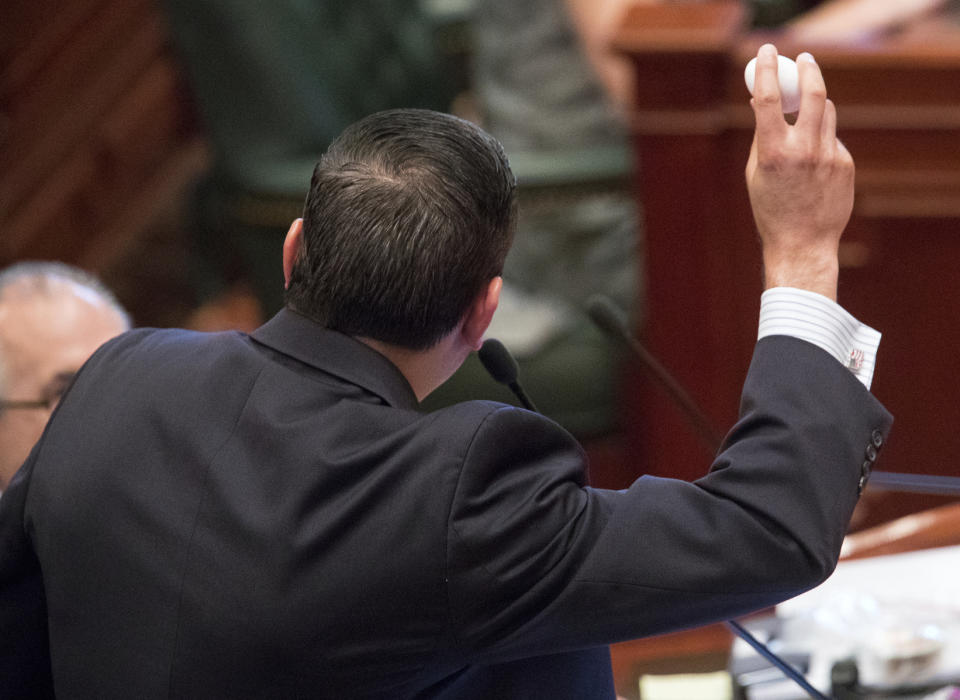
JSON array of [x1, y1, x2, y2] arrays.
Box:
[[478, 338, 539, 413], [587, 294, 831, 700]]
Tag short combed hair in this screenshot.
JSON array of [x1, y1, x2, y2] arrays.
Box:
[[0, 261, 131, 399], [285, 109, 517, 350]]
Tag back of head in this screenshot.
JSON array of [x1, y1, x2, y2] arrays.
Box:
[[285, 109, 517, 351]]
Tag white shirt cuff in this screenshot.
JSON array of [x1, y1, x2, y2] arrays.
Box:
[[758, 287, 881, 390]]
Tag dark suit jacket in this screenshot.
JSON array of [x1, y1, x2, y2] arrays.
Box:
[[0, 309, 892, 698]]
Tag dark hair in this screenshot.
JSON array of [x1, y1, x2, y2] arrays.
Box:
[[285, 109, 516, 350]]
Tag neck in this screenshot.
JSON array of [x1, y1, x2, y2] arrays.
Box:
[[358, 331, 468, 402]]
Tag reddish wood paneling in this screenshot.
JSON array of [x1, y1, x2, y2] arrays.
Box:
[[0, 0, 205, 274]]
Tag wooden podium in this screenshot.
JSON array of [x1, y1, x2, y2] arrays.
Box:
[[611, 0, 960, 527]]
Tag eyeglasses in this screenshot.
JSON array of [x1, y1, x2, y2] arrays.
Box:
[[0, 371, 76, 411]]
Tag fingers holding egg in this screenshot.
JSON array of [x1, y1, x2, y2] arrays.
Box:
[[744, 54, 802, 114]]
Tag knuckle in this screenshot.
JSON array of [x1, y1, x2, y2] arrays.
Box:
[[758, 151, 785, 172], [834, 151, 855, 175], [843, 161, 856, 182], [758, 146, 826, 174], [797, 152, 819, 170], [754, 90, 780, 107]]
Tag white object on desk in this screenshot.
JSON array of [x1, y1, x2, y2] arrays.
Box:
[[782, 546, 960, 693], [744, 55, 802, 114], [779, 545, 960, 617]]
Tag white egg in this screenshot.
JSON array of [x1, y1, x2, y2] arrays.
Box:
[[744, 54, 801, 114]]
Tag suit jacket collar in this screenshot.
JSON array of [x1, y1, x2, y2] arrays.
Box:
[[250, 308, 420, 410]]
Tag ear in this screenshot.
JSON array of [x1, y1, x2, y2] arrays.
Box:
[[461, 277, 502, 351], [282, 219, 304, 289]]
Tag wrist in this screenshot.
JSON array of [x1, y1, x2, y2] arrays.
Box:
[[762, 250, 839, 301]]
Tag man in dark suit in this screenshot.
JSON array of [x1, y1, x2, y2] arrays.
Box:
[[0, 47, 891, 698]]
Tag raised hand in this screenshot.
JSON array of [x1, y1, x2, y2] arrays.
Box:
[[745, 44, 855, 301]]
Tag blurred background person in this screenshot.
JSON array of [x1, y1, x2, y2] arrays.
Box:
[[783, 0, 952, 39], [424, 0, 641, 442], [0, 262, 131, 494]]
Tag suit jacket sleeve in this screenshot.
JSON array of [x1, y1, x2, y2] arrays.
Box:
[[445, 336, 893, 663]]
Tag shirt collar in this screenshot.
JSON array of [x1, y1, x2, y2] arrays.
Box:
[[250, 308, 420, 411]]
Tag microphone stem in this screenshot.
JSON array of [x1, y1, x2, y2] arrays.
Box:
[[726, 620, 830, 700], [623, 334, 724, 453]]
